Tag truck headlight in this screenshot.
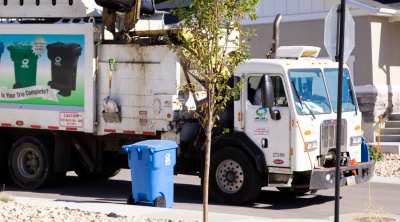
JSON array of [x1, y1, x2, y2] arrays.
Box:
[[350, 136, 362, 146], [305, 141, 317, 152]]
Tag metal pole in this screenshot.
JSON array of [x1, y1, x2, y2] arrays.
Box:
[[335, 1, 346, 222]]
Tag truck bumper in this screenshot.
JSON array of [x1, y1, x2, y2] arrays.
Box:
[[310, 160, 375, 190]]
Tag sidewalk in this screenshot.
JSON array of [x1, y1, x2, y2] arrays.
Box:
[[11, 176, 400, 222], [371, 175, 400, 184]]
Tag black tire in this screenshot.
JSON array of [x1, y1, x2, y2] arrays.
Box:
[[209, 147, 262, 205], [8, 136, 66, 189], [74, 162, 121, 180], [0, 137, 12, 184], [154, 196, 166, 208]]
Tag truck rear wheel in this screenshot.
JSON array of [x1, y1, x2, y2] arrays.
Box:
[[8, 136, 66, 189], [209, 147, 262, 205]]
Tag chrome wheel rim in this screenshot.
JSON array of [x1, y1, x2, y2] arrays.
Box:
[[17, 147, 42, 179], [216, 159, 244, 193]]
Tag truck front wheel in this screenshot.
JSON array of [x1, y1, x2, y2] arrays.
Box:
[[209, 147, 262, 205], [8, 137, 65, 189]]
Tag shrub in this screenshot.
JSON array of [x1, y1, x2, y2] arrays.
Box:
[[367, 144, 384, 161], [0, 184, 13, 203]]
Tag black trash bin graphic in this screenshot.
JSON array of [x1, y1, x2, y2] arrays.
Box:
[[47, 42, 82, 97]]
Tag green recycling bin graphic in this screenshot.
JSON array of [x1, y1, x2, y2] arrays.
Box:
[[7, 43, 39, 89]]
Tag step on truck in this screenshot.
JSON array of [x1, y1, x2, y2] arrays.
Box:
[[0, 0, 375, 205]]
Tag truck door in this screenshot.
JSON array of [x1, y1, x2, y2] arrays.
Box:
[[244, 75, 290, 167]]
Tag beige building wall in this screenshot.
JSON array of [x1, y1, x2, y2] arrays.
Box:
[[244, 17, 373, 86], [352, 17, 373, 86], [370, 16, 400, 86]]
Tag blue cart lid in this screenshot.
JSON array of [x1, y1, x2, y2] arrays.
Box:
[[122, 140, 178, 153]]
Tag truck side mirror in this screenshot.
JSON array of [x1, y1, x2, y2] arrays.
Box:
[[261, 75, 281, 120], [261, 75, 274, 108]]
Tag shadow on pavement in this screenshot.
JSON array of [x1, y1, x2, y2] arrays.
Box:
[[5, 174, 334, 210], [250, 189, 335, 210]]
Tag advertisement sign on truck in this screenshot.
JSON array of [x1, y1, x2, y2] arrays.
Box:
[[0, 34, 85, 106]]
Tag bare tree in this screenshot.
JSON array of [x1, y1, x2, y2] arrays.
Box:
[[170, 0, 259, 221]]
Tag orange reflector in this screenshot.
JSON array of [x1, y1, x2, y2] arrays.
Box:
[[355, 126, 361, 130], [324, 62, 327, 65], [305, 131, 311, 135], [291, 148, 293, 155], [95, 27, 99, 32], [291, 120, 294, 126], [350, 159, 357, 175], [286, 63, 290, 66], [312, 62, 315, 65], [167, 113, 172, 118], [318, 62, 322, 65], [16, 121, 23, 126], [238, 112, 241, 121]]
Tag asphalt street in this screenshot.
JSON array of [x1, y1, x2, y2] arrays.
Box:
[[4, 169, 400, 220]]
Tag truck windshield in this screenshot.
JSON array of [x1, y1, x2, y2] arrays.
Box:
[[289, 69, 331, 115], [324, 68, 356, 112]]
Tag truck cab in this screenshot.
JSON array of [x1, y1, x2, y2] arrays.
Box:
[[207, 46, 374, 204]]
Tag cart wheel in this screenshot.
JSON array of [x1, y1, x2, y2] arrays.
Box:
[[13, 83, 22, 89], [154, 196, 166, 208], [127, 194, 135, 205]]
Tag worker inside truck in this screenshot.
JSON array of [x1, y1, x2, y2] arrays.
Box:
[[250, 76, 287, 106]]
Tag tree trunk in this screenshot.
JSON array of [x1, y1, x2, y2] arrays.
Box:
[[203, 87, 214, 222]]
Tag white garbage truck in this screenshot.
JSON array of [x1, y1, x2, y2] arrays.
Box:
[[0, 0, 374, 205]]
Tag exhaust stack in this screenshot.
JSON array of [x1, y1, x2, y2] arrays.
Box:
[[267, 14, 282, 59]]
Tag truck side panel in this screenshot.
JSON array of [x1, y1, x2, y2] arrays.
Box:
[[96, 44, 182, 136]]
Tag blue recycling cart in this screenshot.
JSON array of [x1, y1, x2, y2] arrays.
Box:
[[122, 140, 177, 208], [361, 137, 370, 162]]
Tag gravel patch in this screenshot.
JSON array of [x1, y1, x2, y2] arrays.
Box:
[[374, 154, 400, 178], [0, 201, 174, 222]]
